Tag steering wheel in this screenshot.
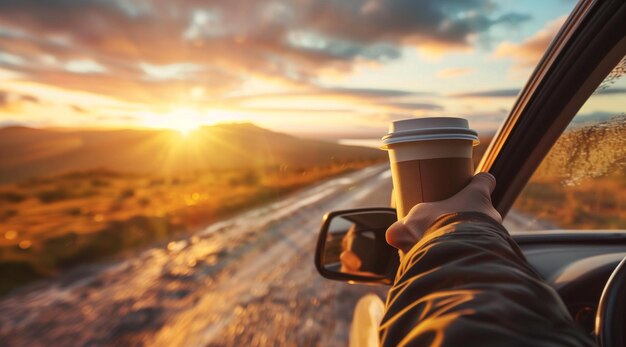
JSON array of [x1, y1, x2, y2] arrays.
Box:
[[595, 255, 626, 347]]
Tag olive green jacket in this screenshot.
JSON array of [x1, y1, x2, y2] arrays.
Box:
[[379, 212, 595, 346]]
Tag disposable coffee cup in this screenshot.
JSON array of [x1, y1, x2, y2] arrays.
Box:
[[381, 117, 479, 219]]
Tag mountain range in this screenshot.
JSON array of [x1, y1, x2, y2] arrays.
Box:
[[0, 123, 386, 183]]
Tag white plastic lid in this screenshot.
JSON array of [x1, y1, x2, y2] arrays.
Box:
[[381, 117, 479, 150]]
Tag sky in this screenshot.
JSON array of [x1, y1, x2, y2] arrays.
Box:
[[0, 0, 579, 139]]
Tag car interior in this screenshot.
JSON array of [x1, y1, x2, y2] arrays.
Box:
[[316, 0, 626, 344]]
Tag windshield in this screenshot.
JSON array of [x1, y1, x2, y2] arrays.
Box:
[[0, 1, 576, 345]]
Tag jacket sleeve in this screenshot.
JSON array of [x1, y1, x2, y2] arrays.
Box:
[[379, 212, 595, 347]]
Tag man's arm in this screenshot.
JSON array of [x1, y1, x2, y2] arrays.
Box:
[[379, 212, 594, 346], [380, 174, 595, 346]]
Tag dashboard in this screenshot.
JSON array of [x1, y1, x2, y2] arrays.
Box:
[[513, 231, 626, 335]]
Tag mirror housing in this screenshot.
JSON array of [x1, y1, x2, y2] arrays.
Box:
[[314, 208, 400, 285]]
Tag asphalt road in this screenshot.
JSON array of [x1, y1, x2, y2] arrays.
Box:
[[0, 165, 550, 347], [0, 165, 393, 347]]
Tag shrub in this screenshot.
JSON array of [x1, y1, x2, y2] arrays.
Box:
[[109, 202, 124, 212], [91, 179, 110, 187], [0, 191, 25, 203], [37, 188, 72, 203], [229, 170, 261, 186], [119, 189, 135, 199], [65, 207, 82, 216], [0, 209, 18, 221], [148, 178, 165, 187], [242, 171, 260, 185]]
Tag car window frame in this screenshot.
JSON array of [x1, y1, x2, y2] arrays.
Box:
[[479, 0, 626, 217]]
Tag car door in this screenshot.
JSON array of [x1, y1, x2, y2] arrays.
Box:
[[478, 0, 626, 216]]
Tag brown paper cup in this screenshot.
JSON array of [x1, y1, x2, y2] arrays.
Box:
[[381, 117, 479, 219]]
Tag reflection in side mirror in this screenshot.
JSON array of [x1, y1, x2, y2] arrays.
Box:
[[315, 208, 399, 285]]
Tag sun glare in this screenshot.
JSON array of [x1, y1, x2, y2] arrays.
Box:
[[140, 108, 251, 136], [170, 120, 200, 136], [166, 109, 206, 136], [140, 109, 207, 136]]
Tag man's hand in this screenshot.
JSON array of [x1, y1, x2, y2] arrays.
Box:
[[386, 172, 502, 254]]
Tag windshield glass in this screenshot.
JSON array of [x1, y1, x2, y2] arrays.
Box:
[[0, 1, 576, 345]]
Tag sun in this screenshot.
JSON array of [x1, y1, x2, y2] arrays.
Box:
[[140, 108, 251, 135], [166, 109, 205, 136], [142, 109, 206, 136], [169, 119, 201, 136]]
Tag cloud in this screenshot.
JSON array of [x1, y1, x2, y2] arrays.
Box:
[[381, 102, 443, 111], [286, 30, 401, 61], [437, 67, 475, 79], [217, 87, 426, 107], [213, 87, 442, 118], [494, 16, 566, 69], [572, 111, 623, 125], [316, 87, 426, 98], [0, 91, 9, 106], [452, 88, 519, 98], [0, 0, 540, 135], [303, 0, 531, 51], [596, 87, 626, 95], [364, 109, 508, 135], [0, 52, 24, 65], [65, 60, 107, 74], [466, 113, 509, 132], [0, 89, 39, 107], [231, 107, 356, 115], [0, 0, 531, 106], [71, 105, 87, 113]]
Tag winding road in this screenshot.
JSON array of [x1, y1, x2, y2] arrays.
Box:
[[0, 165, 549, 346], [0, 165, 393, 347]]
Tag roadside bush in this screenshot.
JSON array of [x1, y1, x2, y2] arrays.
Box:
[[148, 178, 166, 187], [91, 179, 110, 187], [0, 209, 18, 221], [65, 207, 82, 216], [242, 171, 260, 185], [109, 202, 124, 212], [119, 189, 135, 199], [37, 188, 72, 203], [229, 170, 261, 186], [36, 187, 95, 203], [0, 191, 26, 203]]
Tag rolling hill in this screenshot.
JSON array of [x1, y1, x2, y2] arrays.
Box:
[[0, 123, 386, 183]]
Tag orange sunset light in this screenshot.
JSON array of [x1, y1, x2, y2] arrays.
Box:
[[140, 108, 249, 136]]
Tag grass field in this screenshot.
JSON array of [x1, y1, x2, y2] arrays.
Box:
[[513, 170, 626, 229], [513, 116, 626, 230], [0, 160, 380, 293]]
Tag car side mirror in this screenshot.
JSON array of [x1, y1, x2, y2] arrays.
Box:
[[315, 208, 400, 285]]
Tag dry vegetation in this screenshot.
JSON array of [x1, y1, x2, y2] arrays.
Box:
[[514, 172, 626, 229], [513, 116, 626, 229], [0, 160, 379, 293]]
